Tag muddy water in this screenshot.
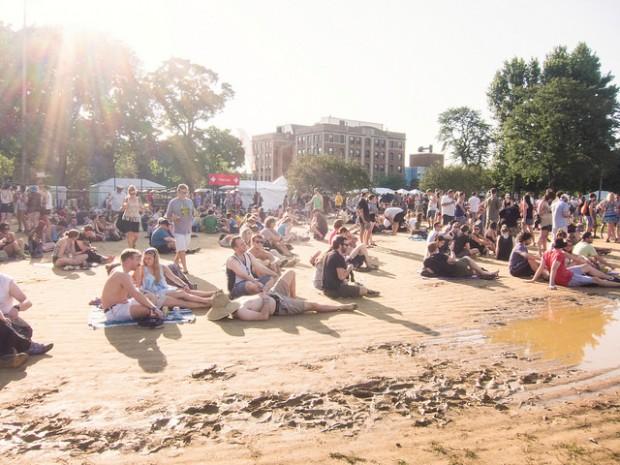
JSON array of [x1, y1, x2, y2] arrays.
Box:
[[488, 301, 620, 370]]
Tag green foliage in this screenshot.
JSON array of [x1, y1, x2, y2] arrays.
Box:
[[437, 107, 492, 165], [489, 43, 619, 191], [0, 24, 240, 187], [287, 155, 371, 193], [374, 173, 406, 189], [0, 152, 14, 180], [419, 164, 493, 193]]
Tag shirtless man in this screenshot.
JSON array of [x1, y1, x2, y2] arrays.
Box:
[[207, 270, 357, 321], [101, 249, 163, 323]]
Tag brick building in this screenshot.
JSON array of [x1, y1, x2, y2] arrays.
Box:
[[252, 117, 406, 181], [405, 152, 444, 185]]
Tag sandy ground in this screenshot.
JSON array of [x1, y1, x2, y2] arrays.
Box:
[[1, 229, 620, 465]]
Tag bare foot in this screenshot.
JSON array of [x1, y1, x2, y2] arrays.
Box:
[[340, 303, 358, 311]]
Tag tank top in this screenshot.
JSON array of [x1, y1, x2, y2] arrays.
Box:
[[123, 196, 141, 222], [142, 265, 171, 294], [226, 253, 254, 292], [52, 238, 75, 259]]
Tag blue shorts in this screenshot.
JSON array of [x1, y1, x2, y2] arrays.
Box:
[[567, 266, 594, 287], [230, 275, 272, 299]]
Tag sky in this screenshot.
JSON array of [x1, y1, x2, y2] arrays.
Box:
[[1, 0, 619, 165]]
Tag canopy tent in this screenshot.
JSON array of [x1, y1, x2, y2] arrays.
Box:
[[374, 187, 395, 195], [396, 188, 409, 194], [409, 189, 422, 195], [89, 177, 166, 208], [222, 178, 288, 211]]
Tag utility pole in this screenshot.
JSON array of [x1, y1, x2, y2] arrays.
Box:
[[20, 0, 28, 183]]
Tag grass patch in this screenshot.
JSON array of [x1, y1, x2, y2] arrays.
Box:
[[464, 449, 478, 459], [430, 441, 448, 456], [329, 452, 367, 465]]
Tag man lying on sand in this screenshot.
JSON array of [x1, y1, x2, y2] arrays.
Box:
[[101, 248, 164, 323], [207, 270, 357, 321]]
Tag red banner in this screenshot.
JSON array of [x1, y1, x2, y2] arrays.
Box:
[[207, 173, 240, 186]]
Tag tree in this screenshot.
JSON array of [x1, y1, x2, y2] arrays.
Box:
[[147, 58, 235, 185], [419, 165, 493, 193], [374, 173, 406, 190], [0, 152, 14, 181], [287, 156, 371, 193], [489, 43, 619, 191], [437, 107, 492, 165]]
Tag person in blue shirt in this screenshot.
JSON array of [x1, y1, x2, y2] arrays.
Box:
[[149, 218, 176, 254]]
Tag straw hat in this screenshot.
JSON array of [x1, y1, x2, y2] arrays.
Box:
[[206, 293, 240, 321]]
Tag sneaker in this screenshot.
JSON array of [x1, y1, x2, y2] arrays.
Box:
[[0, 352, 29, 369], [27, 342, 54, 356]]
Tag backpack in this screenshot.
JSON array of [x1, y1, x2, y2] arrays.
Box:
[[312, 254, 327, 290]]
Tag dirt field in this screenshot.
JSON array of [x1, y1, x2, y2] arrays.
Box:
[[1, 231, 619, 465]]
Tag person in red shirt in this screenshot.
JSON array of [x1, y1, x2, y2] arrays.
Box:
[[530, 238, 620, 290]]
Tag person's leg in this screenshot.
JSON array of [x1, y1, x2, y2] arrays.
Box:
[[0, 320, 31, 355], [303, 301, 357, 312], [526, 255, 540, 271], [166, 289, 213, 305], [573, 263, 614, 280], [128, 303, 160, 320], [459, 256, 498, 277], [591, 277, 620, 287]]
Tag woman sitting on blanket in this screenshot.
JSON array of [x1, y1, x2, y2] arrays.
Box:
[[133, 248, 217, 309]]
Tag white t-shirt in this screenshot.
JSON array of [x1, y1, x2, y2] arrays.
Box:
[[111, 192, 125, 211], [552, 200, 570, 230], [0, 273, 15, 315], [440, 195, 455, 216], [468, 196, 480, 215], [383, 207, 404, 222]]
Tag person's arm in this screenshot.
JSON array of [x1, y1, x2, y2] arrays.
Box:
[[547, 259, 561, 289], [163, 266, 188, 289], [7, 281, 33, 319], [530, 260, 547, 283], [249, 254, 278, 277], [57, 239, 68, 257], [336, 264, 353, 281], [124, 274, 158, 309], [227, 257, 258, 282]]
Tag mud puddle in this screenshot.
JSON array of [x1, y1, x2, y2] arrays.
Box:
[[488, 302, 620, 370]]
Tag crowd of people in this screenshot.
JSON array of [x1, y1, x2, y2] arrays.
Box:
[[1, 181, 619, 369]]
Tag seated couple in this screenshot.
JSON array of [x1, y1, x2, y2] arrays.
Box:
[[101, 248, 218, 324], [530, 238, 620, 290], [321, 222, 377, 272], [422, 242, 499, 279], [314, 236, 380, 298], [0, 272, 53, 369], [206, 269, 356, 321]]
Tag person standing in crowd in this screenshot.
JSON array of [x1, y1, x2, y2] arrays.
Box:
[[537, 191, 553, 256], [520, 193, 535, 237], [551, 192, 571, 239], [165, 184, 195, 274], [485, 188, 502, 229], [583, 192, 597, 235], [440, 190, 456, 225], [334, 192, 344, 212], [110, 186, 125, 217], [426, 190, 438, 227], [356, 189, 371, 246], [117, 185, 142, 249], [598, 192, 618, 243], [467, 192, 480, 223], [0, 184, 13, 223], [14, 187, 27, 233]]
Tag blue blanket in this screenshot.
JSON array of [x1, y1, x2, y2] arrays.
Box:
[[88, 306, 196, 330]]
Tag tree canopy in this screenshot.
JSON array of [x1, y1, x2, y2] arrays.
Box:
[[419, 165, 492, 193], [287, 155, 371, 193], [437, 107, 492, 166], [488, 43, 619, 191], [0, 24, 243, 187]]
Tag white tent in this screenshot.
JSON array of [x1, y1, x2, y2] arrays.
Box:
[[223, 178, 288, 211], [90, 177, 166, 208], [396, 188, 409, 194], [409, 189, 422, 195], [374, 187, 395, 195]]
